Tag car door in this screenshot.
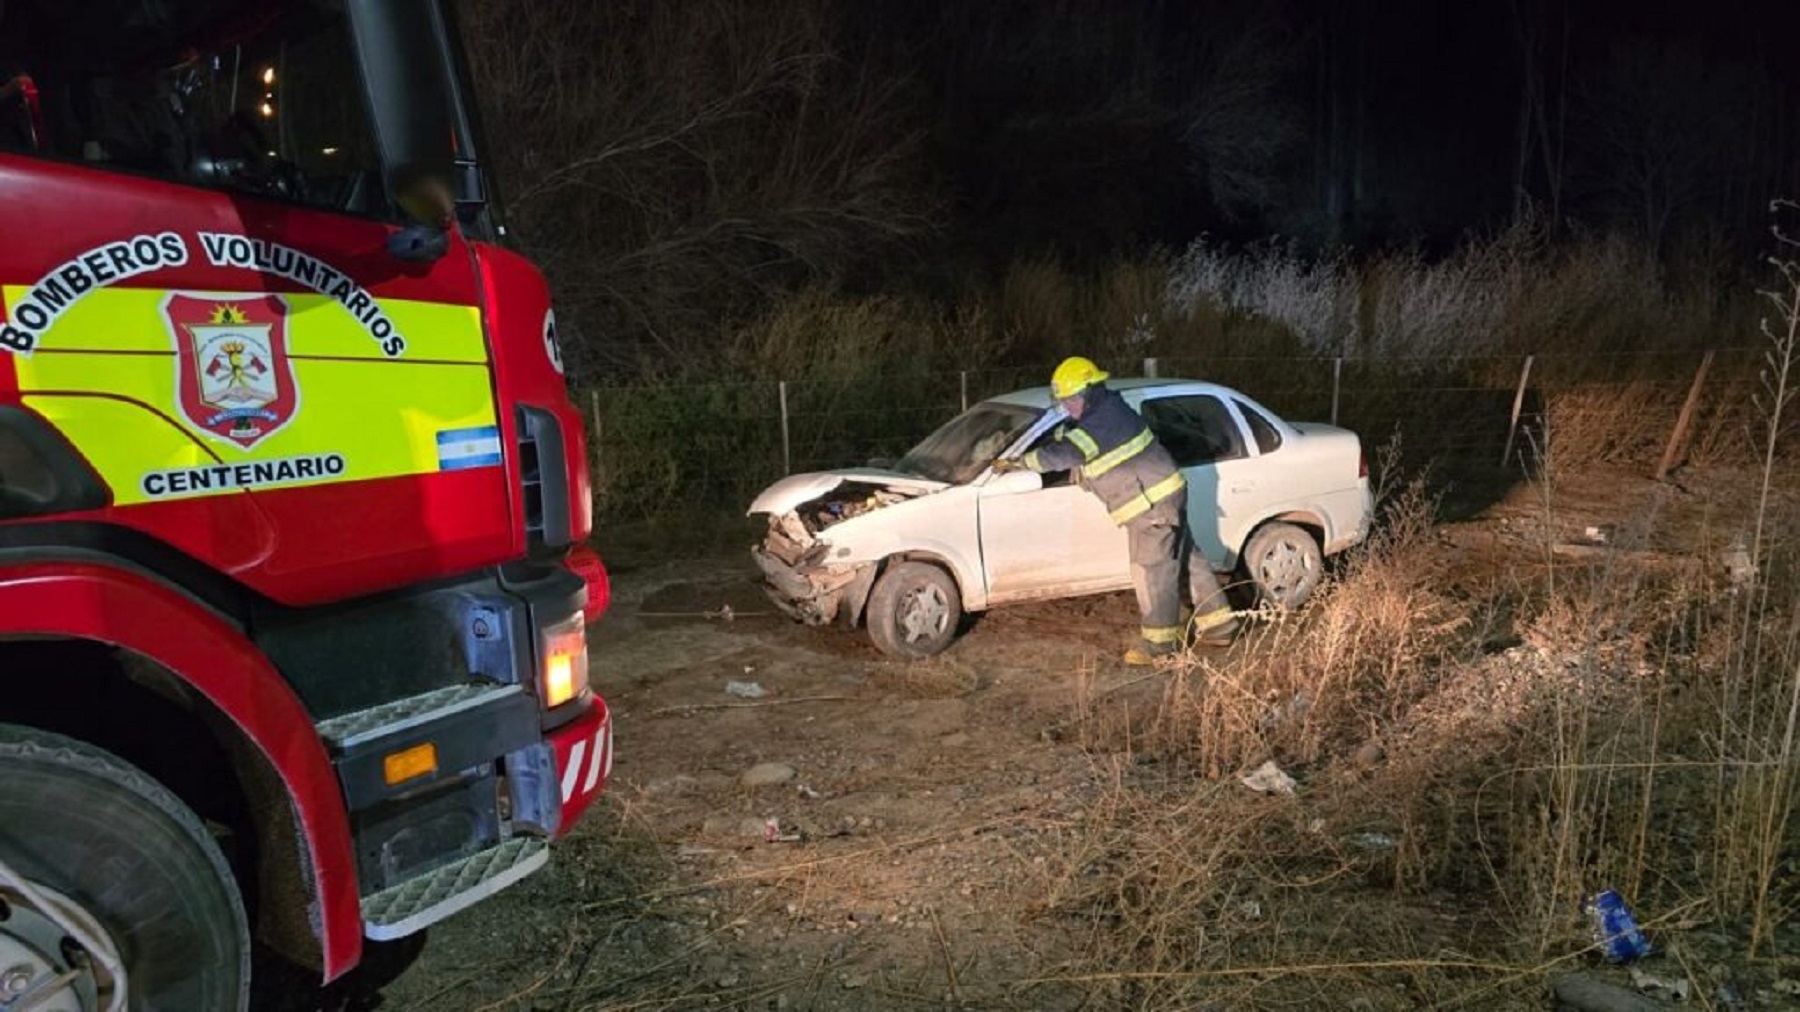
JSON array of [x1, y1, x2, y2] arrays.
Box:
[[1135, 390, 1258, 566], [1218, 395, 1305, 561], [978, 419, 1130, 604]]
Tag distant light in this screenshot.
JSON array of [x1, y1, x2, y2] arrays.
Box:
[[259, 101, 274, 118], [322, 146, 339, 156], [262, 66, 275, 86]]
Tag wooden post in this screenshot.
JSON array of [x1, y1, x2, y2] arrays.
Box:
[[1330, 357, 1343, 426], [1500, 354, 1535, 467], [1656, 350, 1715, 481], [960, 370, 969, 413], [1143, 356, 1159, 378], [778, 380, 792, 475]]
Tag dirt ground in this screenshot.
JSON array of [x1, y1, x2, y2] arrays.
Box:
[[375, 462, 1791, 1011], [381, 556, 1149, 1010]]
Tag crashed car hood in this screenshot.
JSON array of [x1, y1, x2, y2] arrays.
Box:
[[748, 469, 949, 515]]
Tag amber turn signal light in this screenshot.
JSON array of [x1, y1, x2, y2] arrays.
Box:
[[382, 742, 439, 786]]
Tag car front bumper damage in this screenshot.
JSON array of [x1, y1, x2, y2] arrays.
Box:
[[754, 514, 877, 627]]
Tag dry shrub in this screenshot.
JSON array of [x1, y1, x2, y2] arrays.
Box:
[[1166, 237, 1359, 352], [1037, 318, 1800, 1002], [1024, 475, 1510, 1007], [1163, 216, 1741, 361], [988, 255, 1179, 363], [1028, 770, 1409, 1010], [1537, 381, 1690, 466], [1142, 472, 1470, 776]]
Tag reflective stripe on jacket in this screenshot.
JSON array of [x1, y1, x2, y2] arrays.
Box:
[[1023, 384, 1185, 526]]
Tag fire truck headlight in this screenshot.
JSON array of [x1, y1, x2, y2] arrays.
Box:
[[540, 613, 590, 709]]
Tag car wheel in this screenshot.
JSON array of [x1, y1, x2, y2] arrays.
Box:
[[0, 724, 251, 1011], [1242, 522, 1323, 610], [866, 561, 961, 658]]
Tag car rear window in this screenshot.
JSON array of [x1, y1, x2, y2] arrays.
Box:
[[1140, 395, 1246, 467], [1235, 399, 1283, 454]]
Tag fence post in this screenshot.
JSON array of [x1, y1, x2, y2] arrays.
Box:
[[1656, 350, 1715, 481], [960, 370, 969, 413], [1143, 357, 1158, 378], [778, 380, 792, 475], [1500, 354, 1535, 467], [1330, 357, 1342, 427]]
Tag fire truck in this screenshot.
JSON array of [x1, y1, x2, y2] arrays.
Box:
[[0, 1, 613, 1007]]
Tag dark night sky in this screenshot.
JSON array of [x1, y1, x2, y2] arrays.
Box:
[[852, 0, 1800, 260]]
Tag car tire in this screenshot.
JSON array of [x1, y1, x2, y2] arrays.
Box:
[[1242, 521, 1323, 610], [0, 724, 251, 1011], [866, 561, 961, 658]]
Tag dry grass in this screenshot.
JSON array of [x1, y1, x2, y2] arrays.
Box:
[[1162, 215, 1746, 360], [1017, 245, 1800, 1009], [584, 223, 1768, 529]]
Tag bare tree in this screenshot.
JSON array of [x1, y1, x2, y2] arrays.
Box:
[[1572, 39, 1755, 250], [1181, 18, 1304, 221], [457, 0, 939, 372], [1508, 0, 1571, 228]]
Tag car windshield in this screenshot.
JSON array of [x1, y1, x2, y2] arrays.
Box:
[[894, 403, 1042, 484]]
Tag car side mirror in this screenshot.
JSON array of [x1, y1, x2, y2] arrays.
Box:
[[983, 468, 1042, 495]]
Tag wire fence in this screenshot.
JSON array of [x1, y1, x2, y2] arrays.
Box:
[[579, 345, 1776, 525]]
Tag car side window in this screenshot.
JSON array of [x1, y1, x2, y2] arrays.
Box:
[[1140, 395, 1246, 467], [1235, 399, 1283, 454], [1025, 425, 1077, 487]]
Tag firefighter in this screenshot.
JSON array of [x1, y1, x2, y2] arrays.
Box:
[[1006, 356, 1239, 664]]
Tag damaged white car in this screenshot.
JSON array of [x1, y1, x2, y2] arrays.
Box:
[[748, 379, 1373, 657]]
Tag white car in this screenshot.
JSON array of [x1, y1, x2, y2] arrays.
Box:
[[748, 378, 1373, 657]]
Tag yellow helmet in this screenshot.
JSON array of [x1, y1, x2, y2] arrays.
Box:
[[1051, 356, 1109, 400]]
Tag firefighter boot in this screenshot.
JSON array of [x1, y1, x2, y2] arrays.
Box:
[[1189, 607, 1240, 648], [1123, 641, 1178, 666]]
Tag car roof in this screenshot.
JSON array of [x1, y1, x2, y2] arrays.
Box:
[[986, 377, 1238, 409]]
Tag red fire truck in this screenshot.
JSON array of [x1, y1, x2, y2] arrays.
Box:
[[0, 1, 613, 1007]]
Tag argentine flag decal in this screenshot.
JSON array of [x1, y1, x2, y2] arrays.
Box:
[[436, 425, 504, 471]]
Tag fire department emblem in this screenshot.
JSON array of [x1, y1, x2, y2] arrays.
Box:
[[167, 294, 298, 450]]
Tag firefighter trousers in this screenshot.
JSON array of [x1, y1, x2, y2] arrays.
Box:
[[1128, 493, 1237, 650]]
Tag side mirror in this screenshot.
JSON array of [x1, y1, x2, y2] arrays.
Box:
[[387, 223, 449, 263], [386, 169, 455, 264], [982, 468, 1042, 495]]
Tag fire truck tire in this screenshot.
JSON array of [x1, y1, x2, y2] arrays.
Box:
[[0, 724, 251, 1012]]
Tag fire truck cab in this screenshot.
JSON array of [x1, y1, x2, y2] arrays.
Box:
[[0, 1, 611, 1008]]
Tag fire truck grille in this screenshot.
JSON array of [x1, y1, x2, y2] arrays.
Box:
[[360, 836, 548, 941]]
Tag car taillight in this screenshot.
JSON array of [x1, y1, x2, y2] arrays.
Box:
[[540, 613, 590, 709], [1359, 449, 1369, 480], [565, 544, 611, 624]]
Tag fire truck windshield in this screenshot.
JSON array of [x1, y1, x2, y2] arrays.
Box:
[[0, 0, 461, 224]]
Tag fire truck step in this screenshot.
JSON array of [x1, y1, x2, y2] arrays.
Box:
[[360, 836, 549, 941], [315, 683, 523, 751]]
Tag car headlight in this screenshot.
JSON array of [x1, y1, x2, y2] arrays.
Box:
[[540, 612, 590, 709]]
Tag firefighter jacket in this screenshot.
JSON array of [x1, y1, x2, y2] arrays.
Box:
[[1022, 383, 1186, 526]]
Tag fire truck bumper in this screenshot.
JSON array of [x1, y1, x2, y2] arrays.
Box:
[[547, 694, 612, 837], [353, 694, 611, 940]]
